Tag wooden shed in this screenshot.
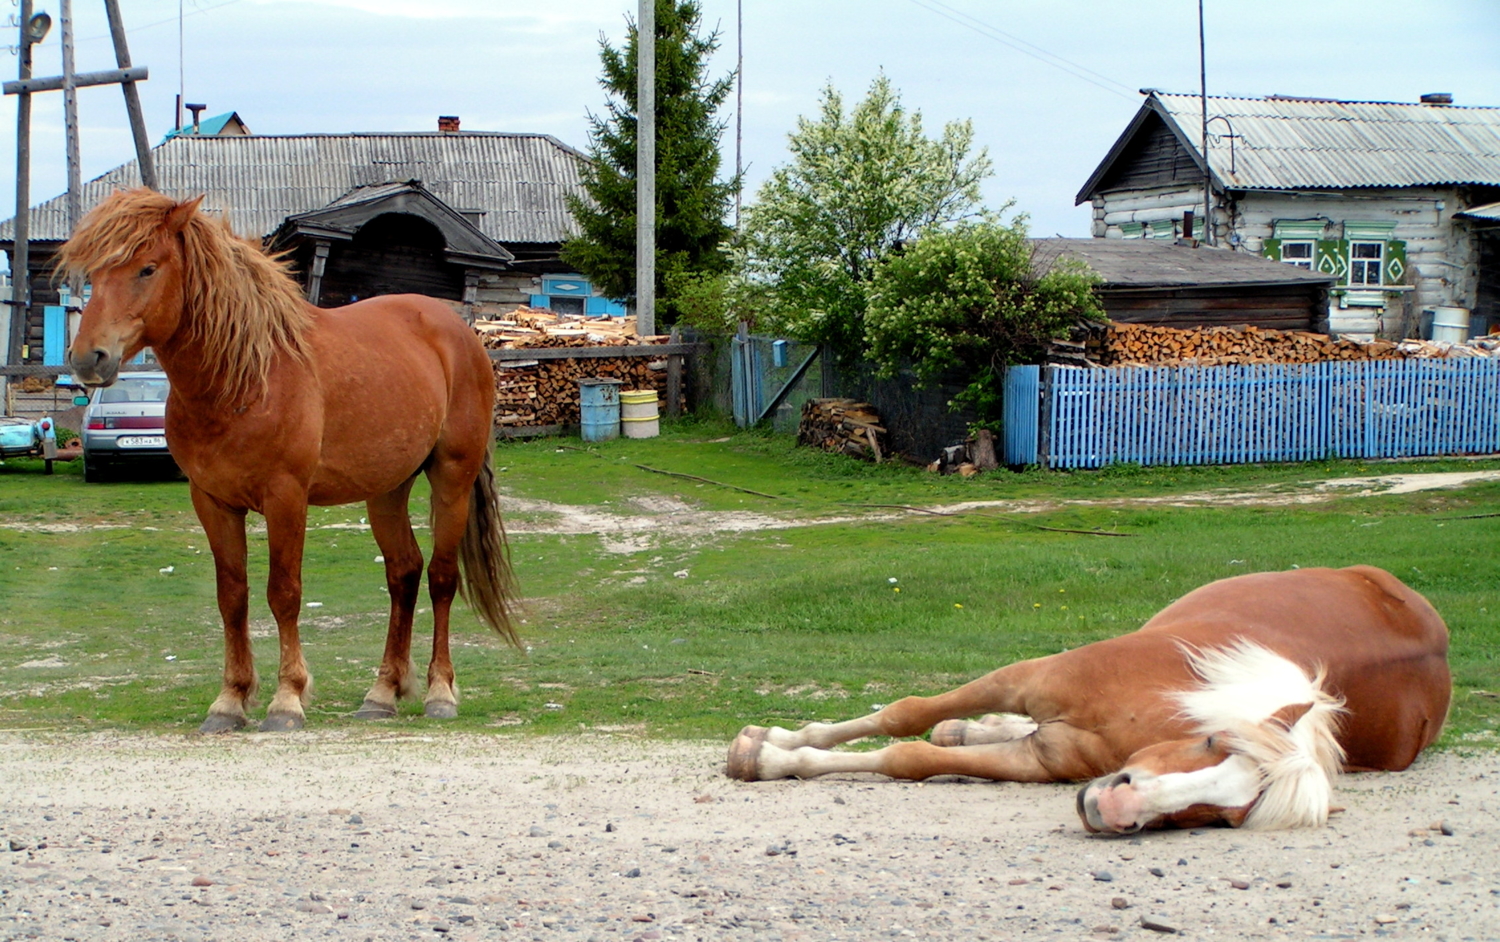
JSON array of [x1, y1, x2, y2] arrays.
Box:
[[1034, 238, 1336, 331]]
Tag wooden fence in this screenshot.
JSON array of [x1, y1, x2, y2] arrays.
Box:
[[1004, 359, 1500, 468]]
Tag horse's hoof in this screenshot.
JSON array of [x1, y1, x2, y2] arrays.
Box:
[[259, 712, 305, 732], [424, 701, 458, 720], [930, 719, 968, 747], [199, 712, 247, 734], [353, 700, 398, 720], [726, 726, 770, 781]]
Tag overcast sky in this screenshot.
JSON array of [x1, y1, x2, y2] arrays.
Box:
[[1, 0, 1496, 254]]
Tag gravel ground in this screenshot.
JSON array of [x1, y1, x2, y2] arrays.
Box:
[[1, 732, 1496, 942]]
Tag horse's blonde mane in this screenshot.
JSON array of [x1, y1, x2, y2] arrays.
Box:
[[57, 188, 312, 403], [1175, 641, 1346, 830]]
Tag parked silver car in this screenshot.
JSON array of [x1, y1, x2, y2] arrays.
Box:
[[80, 371, 179, 482]]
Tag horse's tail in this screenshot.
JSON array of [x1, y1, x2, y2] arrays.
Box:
[[459, 444, 521, 648]]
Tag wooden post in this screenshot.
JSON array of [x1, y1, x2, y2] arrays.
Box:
[[103, 0, 156, 189], [305, 241, 330, 305], [666, 325, 682, 416]]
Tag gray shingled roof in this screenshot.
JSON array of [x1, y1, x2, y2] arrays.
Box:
[[1033, 238, 1337, 289], [1081, 93, 1500, 200], [0, 132, 588, 245]]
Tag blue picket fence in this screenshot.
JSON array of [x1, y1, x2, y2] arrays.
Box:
[[1003, 359, 1500, 468]]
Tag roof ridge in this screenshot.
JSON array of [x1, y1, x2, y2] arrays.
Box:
[[1150, 91, 1500, 111]]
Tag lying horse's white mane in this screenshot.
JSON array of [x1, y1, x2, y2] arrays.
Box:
[[1175, 641, 1346, 829]]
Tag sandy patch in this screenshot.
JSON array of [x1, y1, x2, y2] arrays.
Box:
[[0, 731, 1493, 940]]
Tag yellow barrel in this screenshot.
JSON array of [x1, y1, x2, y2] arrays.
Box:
[[620, 389, 660, 439]]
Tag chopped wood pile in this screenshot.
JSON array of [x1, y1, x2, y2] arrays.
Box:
[[493, 358, 668, 428], [474, 306, 655, 349], [1397, 335, 1500, 359], [476, 306, 673, 429], [1101, 323, 1404, 366], [797, 399, 888, 462], [1046, 321, 1500, 367]]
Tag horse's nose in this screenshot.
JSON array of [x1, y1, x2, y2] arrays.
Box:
[[69, 348, 112, 383]]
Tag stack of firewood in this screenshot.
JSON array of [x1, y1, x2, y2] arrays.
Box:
[[474, 306, 651, 349], [797, 399, 888, 462], [476, 305, 675, 429], [493, 356, 668, 428], [1101, 323, 1404, 366]]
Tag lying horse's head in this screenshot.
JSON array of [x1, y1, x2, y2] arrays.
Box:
[[1078, 643, 1345, 834], [59, 190, 204, 387]]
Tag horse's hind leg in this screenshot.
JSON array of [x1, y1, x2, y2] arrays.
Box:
[[421, 454, 481, 719], [356, 479, 423, 719]]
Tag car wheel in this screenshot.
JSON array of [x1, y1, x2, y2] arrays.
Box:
[[83, 459, 110, 483]]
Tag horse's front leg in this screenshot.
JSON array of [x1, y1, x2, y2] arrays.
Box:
[[740, 738, 1062, 783], [260, 487, 312, 731], [191, 485, 256, 733]]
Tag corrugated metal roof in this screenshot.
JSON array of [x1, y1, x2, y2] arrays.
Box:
[[1083, 93, 1500, 198], [1457, 201, 1500, 221], [1034, 237, 1336, 288], [0, 132, 588, 245]]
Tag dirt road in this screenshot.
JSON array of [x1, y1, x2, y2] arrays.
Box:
[[2, 732, 1496, 941]]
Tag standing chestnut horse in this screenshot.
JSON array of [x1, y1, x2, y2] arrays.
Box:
[[728, 566, 1450, 832], [61, 189, 517, 732]]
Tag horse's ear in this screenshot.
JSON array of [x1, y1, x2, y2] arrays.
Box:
[[1267, 701, 1314, 733], [165, 196, 204, 234]]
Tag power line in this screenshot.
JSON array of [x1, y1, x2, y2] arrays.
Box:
[[903, 0, 1137, 101]]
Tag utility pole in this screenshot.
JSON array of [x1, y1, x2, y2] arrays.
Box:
[[62, 0, 82, 239], [1198, 0, 1213, 246], [635, 0, 656, 337], [734, 0, 743, 228], [4, 0, 45, 394], [3, 0, 155, 387]]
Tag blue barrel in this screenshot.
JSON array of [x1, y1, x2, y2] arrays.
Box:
[[578, 378, 623, 442]]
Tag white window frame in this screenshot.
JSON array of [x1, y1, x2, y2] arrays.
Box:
[[1348, 240, 1384, 287], [1279, 240, 1314, 269]]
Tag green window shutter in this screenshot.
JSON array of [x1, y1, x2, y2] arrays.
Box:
[[1384, 239, 1407, 284], [1316, 239, 1349, 285], [1262, 237, 1281, 262]]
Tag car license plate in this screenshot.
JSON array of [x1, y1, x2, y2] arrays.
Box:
[[117, 435, 166, 448]]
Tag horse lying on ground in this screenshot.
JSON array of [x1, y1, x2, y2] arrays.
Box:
[[60, 189, 517, 732], [727, 566, 1450, 832]]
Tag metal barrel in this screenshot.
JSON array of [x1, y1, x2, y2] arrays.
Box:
[[578, 378, 623, 442]]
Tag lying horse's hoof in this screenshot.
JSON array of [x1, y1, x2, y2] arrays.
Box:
[[199, 712, 247, 734], [259, 712, 305, 732], [353, 700, 398, 720], [930, 719, 968, 747], [726, 726, 770, 781], [424, 701, 458, 720]]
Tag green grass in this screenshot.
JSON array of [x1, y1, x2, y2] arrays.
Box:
[[1, 420, 1497, 751]]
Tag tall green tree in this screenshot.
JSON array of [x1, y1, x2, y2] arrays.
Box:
[[562, 0, 737, 323], [740, 74, 992, 358], [865, 218, 1103, 424]]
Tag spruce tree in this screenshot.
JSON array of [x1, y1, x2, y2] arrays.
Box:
[[562, 0, 736, 324]]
